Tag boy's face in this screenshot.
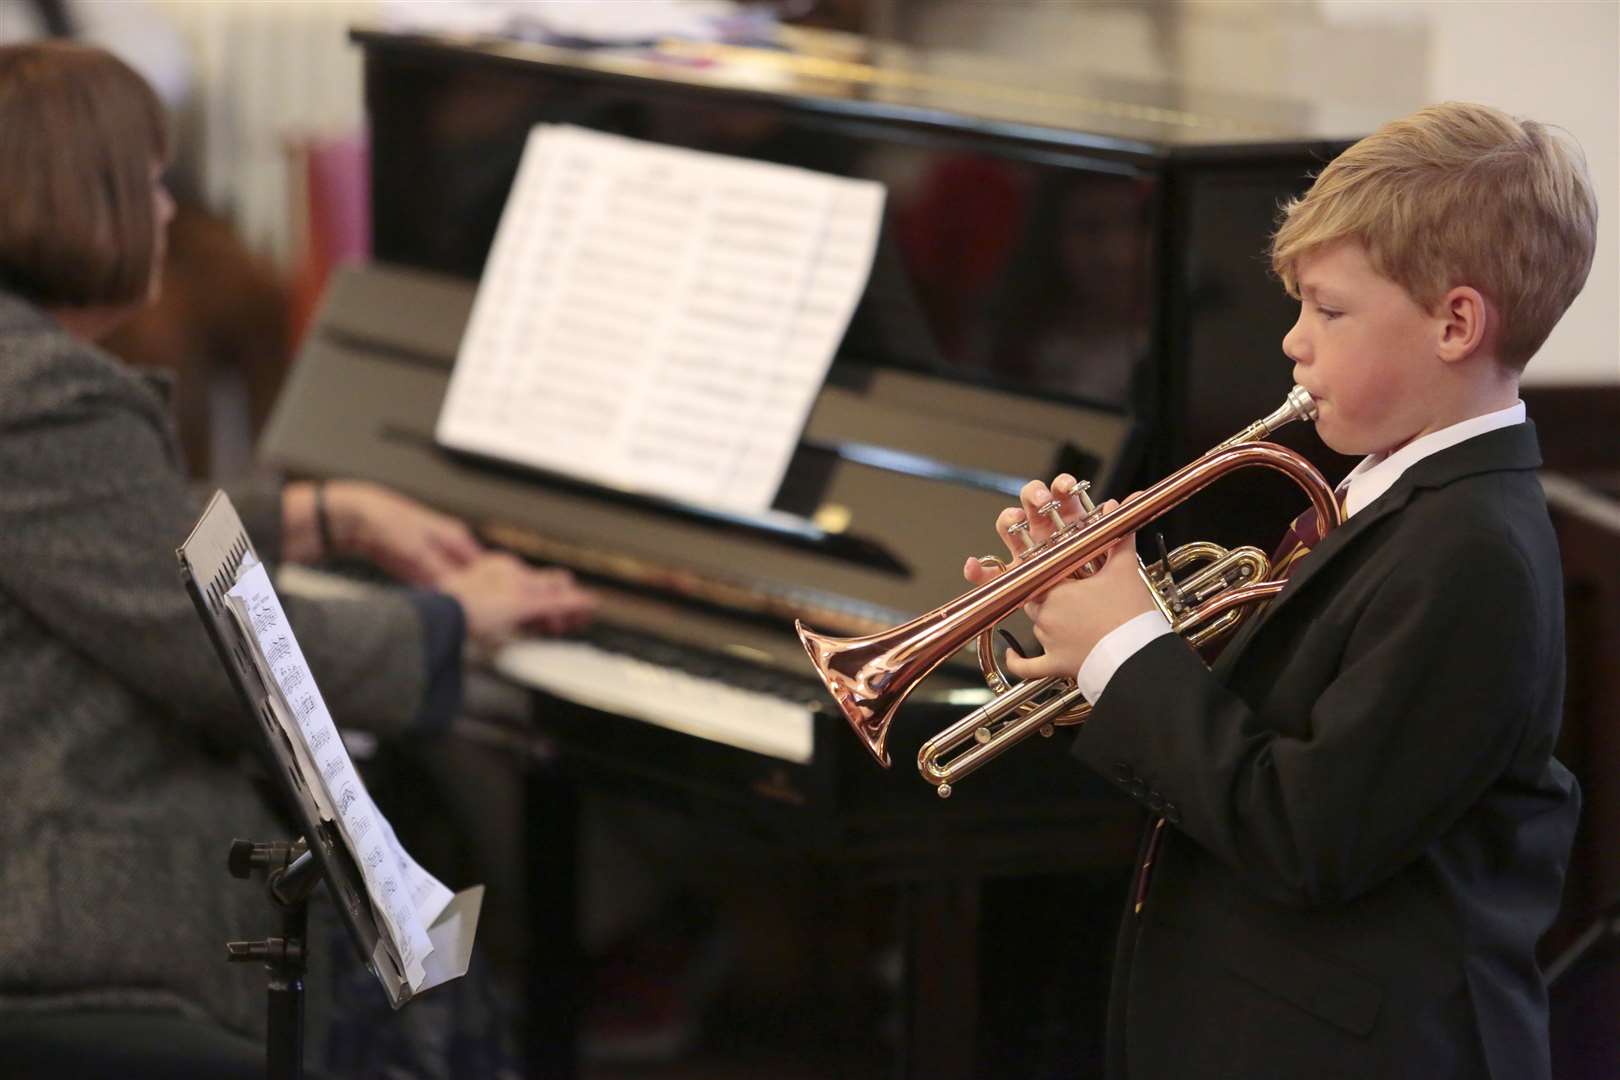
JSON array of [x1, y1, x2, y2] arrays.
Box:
[[1281, 239, 1449, 457]]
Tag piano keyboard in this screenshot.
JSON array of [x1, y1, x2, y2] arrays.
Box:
[[493, 628, 819, 765], [278, 564, 822, 764]]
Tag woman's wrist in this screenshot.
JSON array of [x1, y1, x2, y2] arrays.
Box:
[[281, 479, 360, 563], [314, 481, 338, 559], [280, 481, 324, 564]]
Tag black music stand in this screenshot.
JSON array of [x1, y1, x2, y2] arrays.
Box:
[[222, 837, 322, 1080], [178, 492, 479, 1079]]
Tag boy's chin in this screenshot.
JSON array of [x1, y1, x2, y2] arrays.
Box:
[[1308, 408, 1373, 453], [1312, 420, 1348, 454], [1315, 423, 1372, 458]]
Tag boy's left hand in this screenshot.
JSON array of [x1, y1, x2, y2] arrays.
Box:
[[962, 482, 1158, 681]]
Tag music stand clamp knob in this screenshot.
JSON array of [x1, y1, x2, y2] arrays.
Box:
[[226, 937, 306, 967], [228, 839, 295, 880]]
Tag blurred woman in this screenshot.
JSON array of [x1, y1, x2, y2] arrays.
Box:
[[0, 40, 591, 1076]]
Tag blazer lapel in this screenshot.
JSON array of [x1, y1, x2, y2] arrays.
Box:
[[1212, 490, 1409, 673], [1213, 421, 1543, 673]]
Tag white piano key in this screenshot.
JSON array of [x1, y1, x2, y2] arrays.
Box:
[[493, 639, 814, 765]]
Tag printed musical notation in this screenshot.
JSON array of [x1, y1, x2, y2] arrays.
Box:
[[225, 560, 453, 992], [436, 123, 886, 515]]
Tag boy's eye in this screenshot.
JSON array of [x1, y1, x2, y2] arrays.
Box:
[[1317, 305, 1343, 321]]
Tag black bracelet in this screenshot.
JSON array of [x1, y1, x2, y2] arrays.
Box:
[[313, 482, 337, 559]]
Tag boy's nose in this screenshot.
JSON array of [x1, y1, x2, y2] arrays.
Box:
[[1281, 317, 1308, 364]]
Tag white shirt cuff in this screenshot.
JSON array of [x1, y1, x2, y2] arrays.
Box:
[[1075, 610, 1174, 705]]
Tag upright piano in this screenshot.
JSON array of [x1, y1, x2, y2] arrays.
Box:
[[262, 25, 1363, 1077]]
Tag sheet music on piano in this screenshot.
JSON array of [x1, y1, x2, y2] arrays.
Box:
[[436, 123, 886, 516]]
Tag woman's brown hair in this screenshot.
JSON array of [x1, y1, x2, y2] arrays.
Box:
[[0, 42, 171, 308]]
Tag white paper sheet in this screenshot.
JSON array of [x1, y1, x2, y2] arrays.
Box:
[[381, 0, 742, 42], [436, 123, 885, 516], [226, 558, 452, 991]]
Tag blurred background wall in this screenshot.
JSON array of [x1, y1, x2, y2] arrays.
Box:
[[51, 0, 1616, 388], [2, 0, 1606, 481]]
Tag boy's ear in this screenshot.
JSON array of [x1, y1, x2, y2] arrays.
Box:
[[1435, 285, 1491, 363]]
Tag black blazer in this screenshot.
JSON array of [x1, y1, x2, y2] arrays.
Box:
[[1072, 422, 1579, 1080]]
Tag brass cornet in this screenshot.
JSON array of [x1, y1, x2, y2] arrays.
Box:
[[796, 387, 1341, 797]]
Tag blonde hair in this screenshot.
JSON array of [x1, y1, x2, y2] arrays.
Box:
[[1271, 101, 1597, 370]]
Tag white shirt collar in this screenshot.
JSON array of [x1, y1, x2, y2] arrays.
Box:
[[1340, 401, 1526, 519]]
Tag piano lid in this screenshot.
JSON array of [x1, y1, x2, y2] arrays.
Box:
[[350, 24, 1372, 155]]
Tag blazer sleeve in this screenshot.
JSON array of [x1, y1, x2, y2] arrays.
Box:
[[1071, 528, 1547, 910], [0, 378, 437, 751]]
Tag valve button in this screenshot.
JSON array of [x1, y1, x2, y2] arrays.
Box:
[[1006, 518, 1037, 553]]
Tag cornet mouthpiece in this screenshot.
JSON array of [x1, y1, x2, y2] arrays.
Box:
[[1212, 385, 1318, 451], [1284, 385, 1317, 424]]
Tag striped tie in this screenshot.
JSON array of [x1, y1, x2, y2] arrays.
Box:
[[1268, 483, 1350, 579]]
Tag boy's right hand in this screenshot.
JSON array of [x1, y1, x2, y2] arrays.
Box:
[[961, 476, 1153, 681], [961, 473, 1091, 597], [437, 552, 596, 646]]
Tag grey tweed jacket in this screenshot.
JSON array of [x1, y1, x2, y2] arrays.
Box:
[[0, 289, 434, 1038]]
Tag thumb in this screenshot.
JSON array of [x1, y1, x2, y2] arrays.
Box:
[[434, 521, 483, 565], [1003, 648, 1040, 681], [1093, 532, 1137, 576], [418, 545, 462, 581], [963, 555, 1004, 585]]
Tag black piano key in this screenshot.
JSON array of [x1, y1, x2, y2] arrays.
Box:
[[579, 623, 822, 706]]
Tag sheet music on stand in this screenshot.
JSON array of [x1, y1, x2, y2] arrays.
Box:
[[436, 123, 886, 516], [178, 492, 481, 1009]]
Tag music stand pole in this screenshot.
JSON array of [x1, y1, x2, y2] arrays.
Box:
[[226, 838, 324, 1080]]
